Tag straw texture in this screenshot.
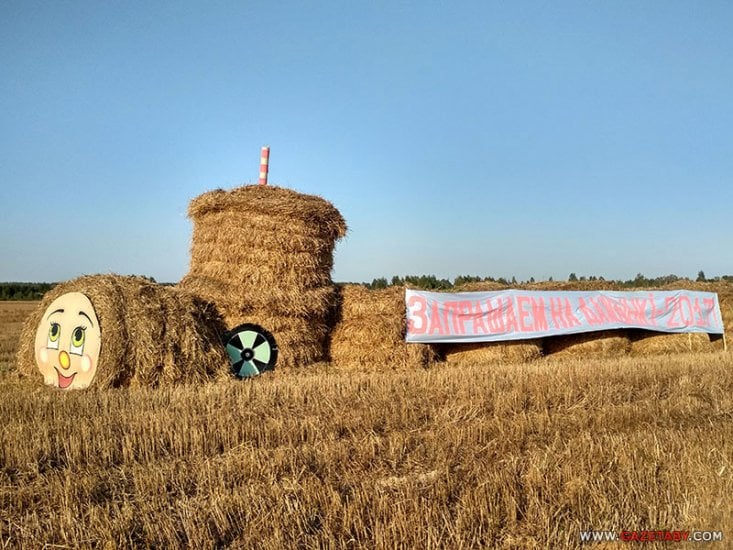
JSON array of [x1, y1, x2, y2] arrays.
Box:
[[441, 340, 542, 365], [329, 285, 438, 368], [543, 330, 631, 359], [181, 184, 347, 367], [16, 275, 229, 388]]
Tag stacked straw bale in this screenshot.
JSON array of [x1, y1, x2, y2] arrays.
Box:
[[329, 285, 438, 368], [629, 330, 723, 356], [441, 340, 542, 365], [181, 185, 347, 367], [543, 330, 630, 359], [16, 275, 229, 388]]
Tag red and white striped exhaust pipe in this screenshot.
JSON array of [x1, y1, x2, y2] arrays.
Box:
[[258, 146, 270, 185]]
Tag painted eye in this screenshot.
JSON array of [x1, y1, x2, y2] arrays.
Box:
[[69, 326, 86, 356], [47, 323, 61, 350]]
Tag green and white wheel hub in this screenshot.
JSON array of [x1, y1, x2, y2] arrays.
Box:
[[225, 323, 278, 378]]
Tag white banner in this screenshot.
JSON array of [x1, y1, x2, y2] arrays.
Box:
[[405, 289, 724, 343]]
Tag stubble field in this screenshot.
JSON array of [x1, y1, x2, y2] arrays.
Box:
[[0, 301, 731, 548]]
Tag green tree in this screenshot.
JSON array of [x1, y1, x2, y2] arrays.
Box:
[[568, 273, 578, 282], [370, 277, 388, 289], [697, 270, 706, 282]]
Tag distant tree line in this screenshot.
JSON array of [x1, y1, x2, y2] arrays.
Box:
[[0, 282, 57, 300], [362, 271, 733, 290], [3, 272, 733, 299], [0, 275, 171, 300]]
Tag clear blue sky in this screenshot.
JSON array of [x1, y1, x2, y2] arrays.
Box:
[[2, 1, 731, 284]]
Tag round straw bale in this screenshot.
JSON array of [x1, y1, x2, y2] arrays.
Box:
[[184, 185, 347, 368], [16, 275, 229, 389], [188, 185, 347, 241], [190, 210, 340, 255], [180, 275, 337, 319], [190, 246, 334, 276], [543, 330, 630, 359], [630, 331, 722, 356], [441, 340, 542, 365], [186, 260, 334, 290]]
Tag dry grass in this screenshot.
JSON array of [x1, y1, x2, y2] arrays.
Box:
[[1, 301, 731, 548], [0, 301, 37, 374]]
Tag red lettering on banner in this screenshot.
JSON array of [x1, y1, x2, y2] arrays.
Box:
[[666, 296, 681, 328], [407, 295, 428, 334], [456, 300, 473, 334], [598, 295, 619, 323], [631, 298, 650, 325], [531, 297, 548, 331], [611, 296, 626, 323], [616, 298, 633, 324], [445, 302, 458, 334], [550, 298, 566, 328], [442, 302, 458, 334], [648, 294, 658, 326], [564, 298, 581, 327], [517, 296, 533, 332], [504, 297, 519, 333], [487, 299, 505, 333], [678, 295, 694, 326], [578, 297, 600, 325], [409, 290, 721, 341], [471, 301, 488, 334], [589, 297, 609, 324], [703, 298, 715, 327], [692, 298, 705, 327], [428, 300, 444, 335]]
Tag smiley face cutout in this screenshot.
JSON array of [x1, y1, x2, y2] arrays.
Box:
[[34, 292, 102, 390]]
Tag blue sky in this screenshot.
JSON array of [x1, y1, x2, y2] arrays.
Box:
[[1, 1, 731, 283]]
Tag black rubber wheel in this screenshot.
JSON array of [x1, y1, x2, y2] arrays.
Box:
[[224, 323, 278, 378]]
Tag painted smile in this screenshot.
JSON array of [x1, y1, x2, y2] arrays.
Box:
[[54, 367, 76, 389]]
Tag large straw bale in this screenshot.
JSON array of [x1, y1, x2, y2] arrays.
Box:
[[630, 331, 723, 356], [16, 275, 229, 389], [543, 330, 631, 359], [329, 285, 438, 368], [180, 275, 337, 318], [185, 260, 333, 291], [190, 210, 340, 255], [336, 284, 405, 318], [184, 185, 347, 369], [188, 186, 347, 241], [442, 340, 542, 365]]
